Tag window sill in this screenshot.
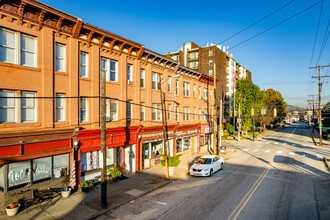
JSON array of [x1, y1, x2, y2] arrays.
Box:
[[0, 122, 41, 128], [55, 71, 69, 76], [79, 77, 90, 81], [0, 62, 40, 72], [106, 81, 119, 85]]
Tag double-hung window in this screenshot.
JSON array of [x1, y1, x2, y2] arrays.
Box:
[[0, 90, 36, 124], [193, 85, 196, 97], [56, 93, 65, 122], [199, 87, 201, 99], [176, 80, 179, 95], [80, 52, 88, 77], [140, 69, 145, 88], [127, 100, 132, 120], [209, 60, 213, 66], [140, 102, 145, 121], [152, 73, 161, 90], [152, 103, 162, 121], [204, 88, 208, 100], [106, 99, 117, 122], [183, 82, 190, 97], [101, 58, 118, 82], [80, 98, 88, 122], [168, 104, 171, 120], [183, 107, 189, 121], [194, 107, 196, 120], [175, 107, 179, 122], [204, 109, 208, 121], [55, 43, 65, 72], [168, 78, 171, 92], [0, 28, 37, 67], [199, 108, 201, 121], [127, 64, 133, 84]]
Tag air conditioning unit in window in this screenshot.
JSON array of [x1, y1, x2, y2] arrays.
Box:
[[128, 80, 133, 85]]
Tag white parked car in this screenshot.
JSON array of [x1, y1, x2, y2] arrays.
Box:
[[189, 155, 224, 177]]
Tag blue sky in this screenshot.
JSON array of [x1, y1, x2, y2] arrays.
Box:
[[41, 0, 330, 108]]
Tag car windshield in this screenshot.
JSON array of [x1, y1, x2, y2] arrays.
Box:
[[196, 158, 212, 164]]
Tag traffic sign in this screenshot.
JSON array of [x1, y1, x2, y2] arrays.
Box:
[[219, 130, 223, 137], [237, 118, 241, 123]]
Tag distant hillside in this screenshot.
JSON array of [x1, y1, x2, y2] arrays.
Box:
[[287, 105, 305, 111]]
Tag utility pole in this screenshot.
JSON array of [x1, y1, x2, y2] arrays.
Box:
[[233, 86, 236, 139], [213, 63, 218, 155], [252, 103, 255, 142], [100, 71, 107, 208], [308, 95, 317, 132], [310, 64, 330, 146], [238, 103, 241, 142], [160, 90, 169, 179], [219, 99, 223, 148]]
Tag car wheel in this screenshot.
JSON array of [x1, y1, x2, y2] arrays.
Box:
[[220, 163, 224, 170], [209, 169, 213, 177]]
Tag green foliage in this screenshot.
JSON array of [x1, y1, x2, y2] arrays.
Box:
[[323, 101, 330, 112], [261, 89, 287, 125], [160, 154, 181, 167], [225, 123, 234, 134], [79, 180, 93, 188], [107, 163, 122, 180], [9, 199, 19, 206], [223, 129, 230, 137]]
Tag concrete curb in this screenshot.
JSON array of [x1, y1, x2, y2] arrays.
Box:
[[88, 180, 172, 220]]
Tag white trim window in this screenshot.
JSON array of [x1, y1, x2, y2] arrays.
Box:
[[209, 69, 213, 76], [80, 98, 88, 122], [56, 93, 65, 122], [0, 90, 37, 124], [152, 73, 161, 90], [175, 107, 179, 122], [193, 84, 196, 97], [55, 43, 66, 72], [183, 107, 189, 121], [127, 64, 133, 84], [210, 89, 212, 101], [176, 80, 179, 95], [199, 86, 201, 99], [0, 28, 37, 67], [101, 58, 118, 82], [0, 90, 16, 123], [199, 108, 201, 121], [168, 104, 171, 120], [152, 103, 162, 121], [204, 108, 208, 121], [127, 100, 132, 120], [168, 78, 171, 92], [140, 102, 145, 121], [204, 88, 208, 100], [209, 50, 213, 56], [194, 107, 196, 120], [209, 60, 213, 66], [140, 69, 145, 88], [80, 52, 88, 77], [183, 82, 190, 97], [106, 99, 118, 122]]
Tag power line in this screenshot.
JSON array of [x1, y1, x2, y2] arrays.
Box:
[[316, 18, 330, 65], [219, 0, 296, 45], [228, 0, 323, 51], [309, 0, 324, 66]]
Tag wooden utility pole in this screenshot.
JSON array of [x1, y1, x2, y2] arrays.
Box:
[[161, 89, 169, 179], [213, 63, 218, 155], [100, 71, 107, 208], [310, 64, 330, 146]]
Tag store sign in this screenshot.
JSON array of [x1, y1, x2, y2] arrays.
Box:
[[176, 129, 198, 137], [141, 130, 174, 138]]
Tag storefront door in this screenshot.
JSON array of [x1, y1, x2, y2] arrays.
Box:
[[124, 145, 136, 173]]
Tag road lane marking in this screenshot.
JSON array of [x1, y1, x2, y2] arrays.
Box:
[[282, 143, 287, 145], [276, 151, 282, 154], [227, 168, 269, 220], [228, 168, 271, 220], [254, 149, 259, 152], [243, 149, 249, 152], [274, 142, 278, 145], [265, 150, 270, 153], [266, 142, 270, 144], [312, 145, 318, 148], [289, 152, 295, 156], [155, 201, 167, 205]]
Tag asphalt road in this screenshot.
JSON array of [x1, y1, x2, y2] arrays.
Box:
[[97, 122, 330, 220]]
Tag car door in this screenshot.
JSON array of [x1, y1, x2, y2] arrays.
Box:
[[212, 157, 218, 171], [215, 157, 220, 171]]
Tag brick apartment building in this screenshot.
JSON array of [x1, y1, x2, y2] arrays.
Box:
[[0, 0, 215, 211], [165, 42, 251, 122]]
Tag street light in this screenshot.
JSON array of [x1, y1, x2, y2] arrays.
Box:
[[160, 65, 181, 179]]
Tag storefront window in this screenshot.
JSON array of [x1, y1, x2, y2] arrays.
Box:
[[81, 151, 100, 172], [151, 141, 162, 158], [8, 161, 31, 187], [32, 157, 52, 182], [143, 143, 150, 159], [53, 154, 69, 179], [183, 137, 191, 151], [0, 164, 4, 190], [106, 148, 116, 166], [176, 139, 182, 153], [118, 147, 124, 167]]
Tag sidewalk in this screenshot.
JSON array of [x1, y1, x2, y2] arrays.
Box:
[[0, 146, 236, 220]]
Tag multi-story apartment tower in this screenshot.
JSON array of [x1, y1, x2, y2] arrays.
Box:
[[165, 42, 251, 122], [0, 0, 215, 212]]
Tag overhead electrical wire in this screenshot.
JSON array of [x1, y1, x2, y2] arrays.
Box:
[[316, 18, 330, 65], [309, 0, 324, 66], [228, 0, 323, 51], [219, 0, 296, 45]]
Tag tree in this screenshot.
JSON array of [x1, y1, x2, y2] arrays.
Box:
[[323, 101, 330, 112], [234, 79, 263, 131], [261, 89, 287, 125]]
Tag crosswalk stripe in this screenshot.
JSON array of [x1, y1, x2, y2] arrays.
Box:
[[274, 142, 278, 145], [254, 149, 259, 152], [289, 152, 295, 156], [243, 149, 249, 152], [265, 150, 270, 153], [276, 151, 282, 154], [266, 142, 270, 144]]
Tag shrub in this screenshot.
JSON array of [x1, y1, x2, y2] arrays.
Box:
[[107, 163, 122, 180], [160, 154, 181, 167], [79, 180, 93, 188]]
